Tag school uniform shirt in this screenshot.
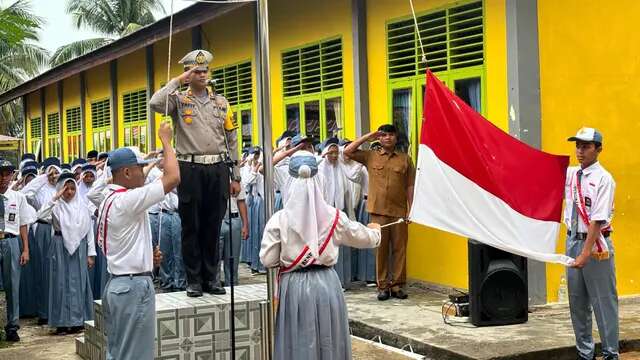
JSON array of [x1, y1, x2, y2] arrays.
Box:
[[243, 166, 264, 199], [146, 167, 179, 213], [564, 161, 615, 233], [1, 189, 36, 237], [227, 180, 247, 215], [21, 174, 57, 211], [97, 181, 165, 275], [260, 209, 381, 271]]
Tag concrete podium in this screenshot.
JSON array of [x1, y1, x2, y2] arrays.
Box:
[[76, 283, 267, 360]]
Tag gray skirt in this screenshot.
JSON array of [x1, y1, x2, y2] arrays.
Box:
[[275, 266, 352, 360]]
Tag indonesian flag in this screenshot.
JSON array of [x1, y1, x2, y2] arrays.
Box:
[[409, 70, 573, 265]]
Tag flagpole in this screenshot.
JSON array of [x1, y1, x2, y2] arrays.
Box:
[[256, 0, 275, 358]]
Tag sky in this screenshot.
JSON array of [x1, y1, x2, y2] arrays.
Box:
[[28, 0, 193, 52]]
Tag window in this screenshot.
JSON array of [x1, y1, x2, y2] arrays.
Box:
[[282, 38, 344, 140], [30, 117, 42, 154], [91, 99, 111, 153], [387, 1, 485, 157], [212, 61, 254, 152], [66, 106, 82, 161], [123, 89, 148, 153], [47, 113, 61, 158]]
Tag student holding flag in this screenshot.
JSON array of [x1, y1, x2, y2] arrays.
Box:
[[565, 127, 618, 360]]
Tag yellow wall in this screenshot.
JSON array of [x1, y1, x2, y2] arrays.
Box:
[[85, 63, 111, 152], [366, 0, 508, 290], [117, 49, 147, 145], [62, 75, 81, 160], [153, 30, 192, 146], [269, 0, 356, 143], [202, 5, 258, 147], [44, 83, 59, 156], [539, 0, 640, 300]]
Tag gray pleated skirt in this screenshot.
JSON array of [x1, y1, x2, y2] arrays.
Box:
[[48, 235, 94, 327], [275, 266, 352, 360]]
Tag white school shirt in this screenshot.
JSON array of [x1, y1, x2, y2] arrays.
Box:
[[146, 167, 178, 213], [21, 174, 57, 211], [259, 209, 380, 271], [1, 189, 36, 237], [564, 161, 615, 233], [98, 181, 165, 275]]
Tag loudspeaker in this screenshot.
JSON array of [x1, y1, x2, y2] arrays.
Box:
[[468, 240, 528, 326]]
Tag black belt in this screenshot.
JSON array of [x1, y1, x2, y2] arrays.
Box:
[[293, 264, 329, 273], [229, 212, 239, 219], [54, 230, 62, 236], [37, 220, 50, 225], [112, 272, 153, 278], [161, 209, 175, 214], [0, 232, 17, 240], [567, 231, 611, 240]]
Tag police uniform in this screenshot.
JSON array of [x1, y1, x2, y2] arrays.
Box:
[[0, 159, 35, 341], [150, 49, 240, 296], [565, 128, 618, 360], [90, 148, 160, 360]]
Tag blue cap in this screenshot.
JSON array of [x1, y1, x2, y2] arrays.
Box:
[[291, 134, 313, 148], [98, 152, 109, 161], [81, 163, 97, 172], [21, 153, 36, 161], [288, 154, 318, 178], [321, 137, 339, 152], [42, 157, 61, 170], [568, 127, 603, 144], [56, 172, 75, 185], [277, 130, 296, 143], [0, 158, 15, 172], [108, 148, 154, 172], [60, 164, 72, 173], [71, 158, 87, 167], [87, 150, 98, 159], [21, 160, 38, 174]]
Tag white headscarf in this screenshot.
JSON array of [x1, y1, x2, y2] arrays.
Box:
[[284, 151, 336, 258], [53, 178, 93, 255], [318, 143, 347, 211]]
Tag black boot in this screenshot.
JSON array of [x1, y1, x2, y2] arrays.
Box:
[[186, 283, 203, 297], [5, 330, 20, 342]]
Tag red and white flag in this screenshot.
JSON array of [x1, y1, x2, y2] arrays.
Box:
[[409, 70, 573, 265]]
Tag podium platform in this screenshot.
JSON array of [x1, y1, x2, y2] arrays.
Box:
[[76, 283, 268, 360]]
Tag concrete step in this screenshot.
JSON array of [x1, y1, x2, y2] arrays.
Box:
[[75, 336, 89, 360]]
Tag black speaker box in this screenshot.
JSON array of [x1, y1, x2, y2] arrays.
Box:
[[468, 240, 528, 326]]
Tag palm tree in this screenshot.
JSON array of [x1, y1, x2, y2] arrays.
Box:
[[50, 0, 165, 66], [0, 0, 49, 137]]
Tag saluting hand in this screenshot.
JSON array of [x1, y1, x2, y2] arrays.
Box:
[[177, 67, 195, 85], [367, 131, 383, 141]]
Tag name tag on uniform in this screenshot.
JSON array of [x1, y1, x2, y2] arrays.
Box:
[[584, 197, 592, 207], [8, 213, 16, 222]]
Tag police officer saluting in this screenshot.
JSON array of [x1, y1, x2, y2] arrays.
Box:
[[150, 49, 241, 297]]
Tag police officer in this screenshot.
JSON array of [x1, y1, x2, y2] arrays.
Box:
[[0, 158, 33, 342], [150, 49, 241, 297], [566, 127, 618, 360]]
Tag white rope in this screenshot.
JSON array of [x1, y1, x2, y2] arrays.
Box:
[[409, 0, 427, 64], [164, 0, 175, 117]]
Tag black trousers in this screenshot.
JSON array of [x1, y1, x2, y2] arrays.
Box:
[[178, 161, 229, 285]]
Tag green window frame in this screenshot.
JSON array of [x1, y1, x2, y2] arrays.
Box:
[[123, 89, 148, 153], [282, 37, 344, 140], [212, 60, 254, 153], [91, 99, 112, 153], [386, 0, 486, 158], [47, 112, 61, 158], [30, 117, 42, 154], [66, 106, 82, 161]]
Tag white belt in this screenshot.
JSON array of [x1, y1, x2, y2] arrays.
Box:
[[177, 154, 224, 165]]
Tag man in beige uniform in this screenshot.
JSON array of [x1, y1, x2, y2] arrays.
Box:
[[150, 49, 241, 297]]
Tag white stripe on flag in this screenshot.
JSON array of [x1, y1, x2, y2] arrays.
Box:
[[409, 144, 573, 266]]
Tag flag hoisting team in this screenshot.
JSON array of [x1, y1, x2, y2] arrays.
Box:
[[0, 46, 618, 360]]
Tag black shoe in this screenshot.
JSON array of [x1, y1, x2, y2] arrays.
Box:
[[203, 282, 226, 295], [377, 290, 390, 301], [5, 330, 20, 342], [576, 354, 596, 360], [69, 326, 83, 334], [602, 356, 619, 360], [186, 284, 203, 297], [55, 327, 68, 335], [37, 318, 48, 326], [391, 289, 409, 300]]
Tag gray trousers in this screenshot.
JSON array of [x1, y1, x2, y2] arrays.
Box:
[[216, 216, 242, 286], [0, 236, 21, 332], [103, 275, 155, 360], [567, 235, 619, 358]]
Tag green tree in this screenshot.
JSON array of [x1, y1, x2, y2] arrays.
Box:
[[0, 0, 48, 137], [50, 0, 165, 66]]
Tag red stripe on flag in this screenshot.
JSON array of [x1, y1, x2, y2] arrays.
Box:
[[421, 70, 569, 222]]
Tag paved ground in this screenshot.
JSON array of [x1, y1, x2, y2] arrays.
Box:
[[345, 282, 640, 360]]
